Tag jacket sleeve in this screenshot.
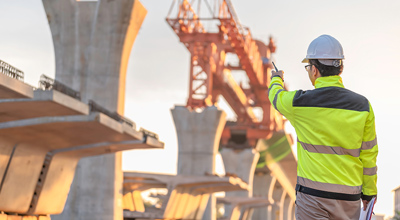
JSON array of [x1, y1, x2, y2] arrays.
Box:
[[360, 102, 378, 199], [268, 76, 296, 120]]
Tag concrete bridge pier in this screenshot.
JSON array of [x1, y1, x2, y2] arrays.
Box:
[[42, 0, 147, 219], [252, 169, 275, 220], [220, 148, 259, 219], [171, 106, 226, 220]]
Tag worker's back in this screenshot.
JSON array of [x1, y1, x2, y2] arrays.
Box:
[[291, 76, 370, 192]]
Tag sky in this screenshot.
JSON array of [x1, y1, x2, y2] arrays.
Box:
[[0, 0, 399, 216]]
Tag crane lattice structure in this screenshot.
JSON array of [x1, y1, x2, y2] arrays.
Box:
[[166, 0, 285, 146]]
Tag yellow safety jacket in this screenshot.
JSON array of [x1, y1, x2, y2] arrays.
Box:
[[268, 75, 378, 200]]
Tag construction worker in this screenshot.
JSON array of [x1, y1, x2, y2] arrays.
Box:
[[268, 35, 378, 219]]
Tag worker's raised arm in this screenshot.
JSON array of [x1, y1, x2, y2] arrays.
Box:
[[268, 71, 296, 120], [360, 102, 378, 200]]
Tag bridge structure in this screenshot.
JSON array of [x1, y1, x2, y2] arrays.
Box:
[[0, 64, 163, 220], [0, 0, 298, 219]]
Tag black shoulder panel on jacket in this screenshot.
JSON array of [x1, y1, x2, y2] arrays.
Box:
[[293, 87, 370, 112]]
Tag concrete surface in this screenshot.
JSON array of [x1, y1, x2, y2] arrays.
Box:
[[252, 168, 275, 220], [171, 106, 227, 220], [0, 107, 163, 216], [123, 172, 248, 220], [220, 148, 259, 219], [0, 90, 89, 123], [217, 197, 271, 220], [42, 0, 148, 219], [0, 73, 34, 99], [220, 148, 259, 197]]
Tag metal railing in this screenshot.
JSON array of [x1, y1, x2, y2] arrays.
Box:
[[88, 100, 135, 127], [38, 74, 81, 100], [0, 59, 24, 81], [140, 128, 159, 140]]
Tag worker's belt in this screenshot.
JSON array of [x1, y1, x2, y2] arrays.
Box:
[[295, 184, 361, 201]]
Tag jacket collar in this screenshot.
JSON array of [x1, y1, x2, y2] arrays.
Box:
[[314, 75, 344, 89]]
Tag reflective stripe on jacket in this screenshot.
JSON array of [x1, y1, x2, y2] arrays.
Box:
[[268, 75, 378, 197]]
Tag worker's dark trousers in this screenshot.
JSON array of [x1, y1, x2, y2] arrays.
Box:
[[295, 192, 361, 220]]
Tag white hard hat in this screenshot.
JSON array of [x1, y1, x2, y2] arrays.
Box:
[[302, 35, 344, 67]]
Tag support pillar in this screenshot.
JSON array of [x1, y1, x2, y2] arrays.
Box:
[[43, 0, 147, 219], [252, 169, 274, 220], [220, 148, 259, 197], [220, 148, 259, 218], [171, 106, 226, 220]]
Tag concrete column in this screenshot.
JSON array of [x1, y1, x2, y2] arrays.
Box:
[[252, 170, 274, 220], [220, 148, 259, 197], [43, 1, 147, 219], [220, 148, 259, 218], [171, 106, 226, 220]]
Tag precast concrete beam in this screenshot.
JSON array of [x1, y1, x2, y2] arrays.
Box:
[[122, 172, 248, 220], [0, 73, 34, 99], [31, 137, 163, 215], [0, 113, 162, 214], [0, 90, 89, 123], [0, 113, 142, 148]]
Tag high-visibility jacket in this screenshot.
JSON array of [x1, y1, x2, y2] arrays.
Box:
[[268, 75, 378, 199]]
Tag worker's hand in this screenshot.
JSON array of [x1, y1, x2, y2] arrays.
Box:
[[271, 70, 284, 81], [362, 196, 377, 211]]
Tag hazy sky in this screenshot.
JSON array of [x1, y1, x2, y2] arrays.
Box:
[[1, 0, 399, 216]]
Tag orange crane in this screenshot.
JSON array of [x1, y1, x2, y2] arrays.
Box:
[[166, 0, 285, 147]]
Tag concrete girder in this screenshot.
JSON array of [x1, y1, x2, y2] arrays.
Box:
[[122, 172, 248, 220], [0, 112, 162, 214], [0, 90, 89, 123], [0, 214, 50, 220], [0, 73, 34, 99]]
